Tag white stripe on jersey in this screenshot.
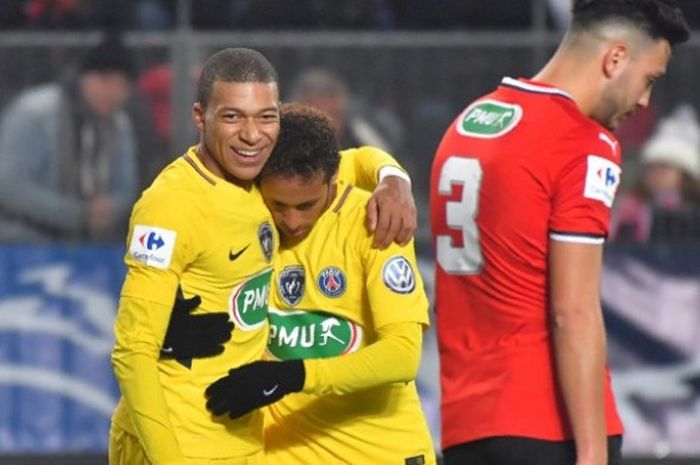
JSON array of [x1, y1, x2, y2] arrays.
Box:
[[501, 77, 573, 100], [549, 232, 605, 245]]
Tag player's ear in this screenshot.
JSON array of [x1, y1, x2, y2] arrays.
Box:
[[329, 168, 339, 185], [602, 43, 628, 79], [193, 102, 204, 131]]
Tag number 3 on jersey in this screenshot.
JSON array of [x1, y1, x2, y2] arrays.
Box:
[[437, 156, 483, 274]]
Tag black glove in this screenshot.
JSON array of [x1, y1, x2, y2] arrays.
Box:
[[205, 360, 305, 419], [161, 292, 234, 359]]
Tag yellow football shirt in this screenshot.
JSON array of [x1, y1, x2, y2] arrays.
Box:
[[264, 181, 435, 465], [111, 147, 276, 462]]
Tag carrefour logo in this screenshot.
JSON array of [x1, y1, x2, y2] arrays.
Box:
[[584, 155, 621, 208], [129, 225, 176, 269], [599, 167, 618, 187], [139, 231, 165, 250]]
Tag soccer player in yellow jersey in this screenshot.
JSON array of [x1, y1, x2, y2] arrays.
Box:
[[205, 104, 437, 465], [110, 47, 417, 465]]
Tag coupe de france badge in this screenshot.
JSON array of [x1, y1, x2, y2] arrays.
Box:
[[279, 265, 305, 306], [317, 266, 347, 298], [258, 221, 274, 262], [382, 256, 416, 294]]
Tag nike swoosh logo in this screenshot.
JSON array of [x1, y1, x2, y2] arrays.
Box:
[[161, 347, 174, 354], [263, 384, 279, 397], [229, 244, 250, 261]]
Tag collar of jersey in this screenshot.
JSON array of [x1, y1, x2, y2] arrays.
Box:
[[501, 77, 574, 101]]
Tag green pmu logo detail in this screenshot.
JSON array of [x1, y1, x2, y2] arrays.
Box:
[[267, 308, 363, 360], [230, 268, 273, 331], [458, 100, 522, 138]]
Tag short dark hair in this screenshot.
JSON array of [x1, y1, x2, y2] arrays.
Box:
[[196, 47, 279, 107], [572, 0, 690, 46], [261, 103, 339, 183]]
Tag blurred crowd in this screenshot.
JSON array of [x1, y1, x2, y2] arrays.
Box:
[[0, 4, 699, 245], [2, 0, 700, 31]]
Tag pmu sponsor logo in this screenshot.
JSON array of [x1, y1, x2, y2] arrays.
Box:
[[457, 99, 523, 138], [129, 225, 176, 269], [230, 268, 273, 330], [584, 155, 621, 208], [267, 308, 363, 360]]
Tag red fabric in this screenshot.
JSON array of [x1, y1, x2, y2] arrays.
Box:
[[430, 78, 623, 449]]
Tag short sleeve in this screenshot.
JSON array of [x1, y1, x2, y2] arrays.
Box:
[[363, 239, 430, 329], [120, 188, 204, 306], [549, 130, 622, 245]]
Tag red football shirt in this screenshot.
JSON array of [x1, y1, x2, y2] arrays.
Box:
[[430, 77, 624, 449]]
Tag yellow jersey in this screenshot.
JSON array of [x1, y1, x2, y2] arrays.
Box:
[[112, 147, 276, 462], [264, 181, 435, 465]]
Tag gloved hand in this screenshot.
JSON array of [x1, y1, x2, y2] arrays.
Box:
[[205, 360, 305, 419], [161, 293, 234, 359]]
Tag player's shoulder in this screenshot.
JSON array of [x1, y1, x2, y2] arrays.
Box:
[[134, 156, 208, 213]]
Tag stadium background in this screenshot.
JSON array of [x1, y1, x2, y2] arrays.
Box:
[[1, 1, 699, 464]]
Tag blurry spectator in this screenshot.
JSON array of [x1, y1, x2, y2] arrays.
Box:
[[24, 0, 88, 29], [290, 68, 404, 155], [0, 34, 138, 243], [611, 104, 700, 243]]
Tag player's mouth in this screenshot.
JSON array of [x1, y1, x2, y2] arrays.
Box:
[[231, 147, 265, 160]]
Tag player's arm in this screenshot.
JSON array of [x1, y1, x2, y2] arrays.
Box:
[[111, 193, 198, 465], [112, 293, 188, 465], [303, 321, 422, 394], [204, 321, 423, 419], [339, 146, 416, 248], [549, 240, 607, 465]]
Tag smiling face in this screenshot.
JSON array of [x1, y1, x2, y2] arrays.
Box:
[[193, 80, 280, 185], [260, 172, 336, 247]]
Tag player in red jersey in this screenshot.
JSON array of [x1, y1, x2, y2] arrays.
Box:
[[430, 2, 689, 465]]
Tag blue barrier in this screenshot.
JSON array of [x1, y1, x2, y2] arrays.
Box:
[[1, 244, 699, 456], [0, 246, 124, 452]]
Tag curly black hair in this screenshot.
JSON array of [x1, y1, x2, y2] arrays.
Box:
[[572, 0, 689, 45], [260, 103, 340, 183]]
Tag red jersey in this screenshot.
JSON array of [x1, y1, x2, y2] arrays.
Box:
[[430, 77, 624, 449]]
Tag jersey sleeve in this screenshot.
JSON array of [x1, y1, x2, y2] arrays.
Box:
[[549, 129, 622, 244], [363, 237, 430, 329], [112, 189, 204, 465], [337, 146, 408, 191], [302, 321, 422, 395], [112, 297, 188, 465], [120, 188, 203, 306]]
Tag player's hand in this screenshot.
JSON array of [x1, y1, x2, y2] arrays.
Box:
[[161, 293, 233, 359], [205, 360, 305, 419], [366, 175, 417, 249]]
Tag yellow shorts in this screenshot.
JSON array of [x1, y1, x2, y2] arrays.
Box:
[[109, 422, 266, 465]]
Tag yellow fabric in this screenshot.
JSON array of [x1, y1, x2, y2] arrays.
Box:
[[303, 321, 422, 395], [109, 421, 267, 465], [111, 147, 276, 463], [264, 182, 435, 465], [337, 145, 406, 191]]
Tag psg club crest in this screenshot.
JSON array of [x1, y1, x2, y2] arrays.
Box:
[[317, 266, 347, 298], [258, 221, 274, 262], [279, 265, 305, 306]]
